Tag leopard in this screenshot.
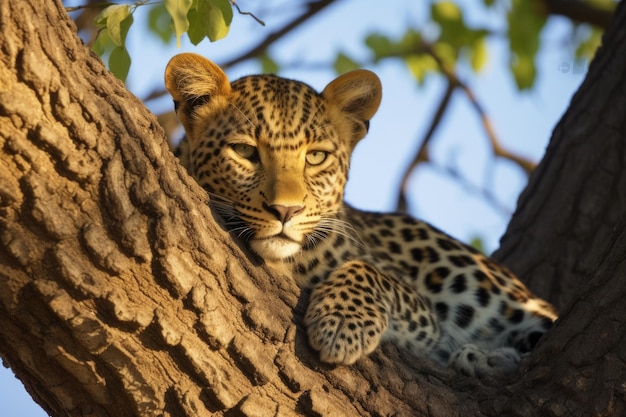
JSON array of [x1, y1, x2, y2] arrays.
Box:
[[164, 52, 557, 378]]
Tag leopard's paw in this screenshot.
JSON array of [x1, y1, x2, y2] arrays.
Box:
[[449, 344, 520, 378], [304, 286, 388, 365]]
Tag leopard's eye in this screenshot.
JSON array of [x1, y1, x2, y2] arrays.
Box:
[[306, 150, 327, 166], [232, 143, 257, 160]]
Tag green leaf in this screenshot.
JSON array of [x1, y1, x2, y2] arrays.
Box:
[[210, 0, 233, 25], [165, 0, 193, 47], [429, 2, 491, 74], [118, 12, 133, 46], [109, 46, 131, 82], [469, 237, 486, 254], [511, 54, 536, 90], [399, 30, 423, 53], [95, 4, 132, 47], [334, 52, 361, 74], [91, 28, 111, 56], [575, 27, 602, 61], [186, 5, 206, 45], [148, 3, 173, 44], [206, 0, 232, 41], [432, 41, 456, 72], [365, 34, 394, 62], [432, 1, 465, 46], [432, 1, 462, 22], [186, 0, 232, 44], [507, 0, 547, 90], [365, 31, 423, 63], [259, 53, 279, 74], [470, 37, 488, 71], [95, 4, 123, 29], [405, 54, 438, 85]]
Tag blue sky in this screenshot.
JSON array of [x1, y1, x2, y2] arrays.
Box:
[[1, 1, 587, 415]]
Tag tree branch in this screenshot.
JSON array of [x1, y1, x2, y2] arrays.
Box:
[[396, 41, 535, 214], [429, 162, 513, 217], [457, 80, 536, 176], [220, 0, 336, 69], [396, 80, 455, 213], [230, 0, 266, 26]]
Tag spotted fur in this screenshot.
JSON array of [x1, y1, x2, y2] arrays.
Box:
[[165, 53, 557, 378]]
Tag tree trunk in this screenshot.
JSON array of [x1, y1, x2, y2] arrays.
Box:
[[0, 1, 624, 417], [493, 5, 626, 309]]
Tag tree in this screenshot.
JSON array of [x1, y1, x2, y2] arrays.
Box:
[[0, 1, 625, 416]]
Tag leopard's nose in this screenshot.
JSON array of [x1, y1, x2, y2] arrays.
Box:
[[263, 203, 304, 223]]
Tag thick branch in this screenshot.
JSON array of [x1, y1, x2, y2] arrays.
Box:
[[0, 1, 464, 415], [493, 0, 626, 310], [1, 1, 626, 417]]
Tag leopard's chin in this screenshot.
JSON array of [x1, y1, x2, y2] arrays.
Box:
[[250, 235, 302, 262]]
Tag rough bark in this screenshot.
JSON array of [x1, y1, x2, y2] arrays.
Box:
[[0, 1, 624, 417], [493, 2, 626, 312]]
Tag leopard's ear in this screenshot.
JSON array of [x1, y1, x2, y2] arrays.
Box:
[[322, 70, 382, 145], [322, 69, 382, 122], [164, 53, 231, 130]]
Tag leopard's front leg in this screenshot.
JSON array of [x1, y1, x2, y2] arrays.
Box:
[[304, 260, 440, 365]]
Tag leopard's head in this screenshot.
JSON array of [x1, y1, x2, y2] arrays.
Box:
[[165, 53, 382, 263]]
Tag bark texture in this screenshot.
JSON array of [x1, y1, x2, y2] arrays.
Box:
[[493, 2, 626, 312], [0, 0, 624, 416]]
